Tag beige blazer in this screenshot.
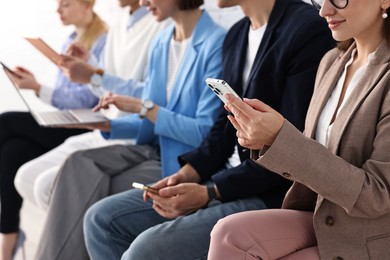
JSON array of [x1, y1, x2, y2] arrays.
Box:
[[257, 42, 390, 260]]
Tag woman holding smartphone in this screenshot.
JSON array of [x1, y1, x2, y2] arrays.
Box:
[[208, 0, 390, 258], [0, 0, 107, 259]]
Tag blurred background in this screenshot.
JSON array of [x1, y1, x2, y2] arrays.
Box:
[[0, 0, 243, 113]]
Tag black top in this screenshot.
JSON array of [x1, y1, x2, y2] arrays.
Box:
[[179, 0, 335, 208]]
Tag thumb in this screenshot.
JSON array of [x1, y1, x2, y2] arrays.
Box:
[[167, 174, 180, 186], [159, 185, 179, 197], [58, 54, 72, 66], [243, 98, 272, 113], [15, 66, 30, 74]]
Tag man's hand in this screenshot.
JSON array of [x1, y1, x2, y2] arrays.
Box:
[[59, 55, 95, 83], [143, 164, 201, 201], [141, 164, 206, 219], [66, 42, 89, 61], [147, 183, 209, 219]]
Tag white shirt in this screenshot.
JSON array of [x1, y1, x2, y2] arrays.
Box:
[[316, 49, 374, 147], [96, 9, 169, 118], [243, 24, 267, 87], [227, 24, 266, 168], [166, 37, 190, 102]]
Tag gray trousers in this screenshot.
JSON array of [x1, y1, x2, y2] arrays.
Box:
[[34, 144, 162, 260]]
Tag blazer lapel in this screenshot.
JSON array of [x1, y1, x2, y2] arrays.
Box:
[[327, 43, 390, 153], [244, 0, 289, 96], [167, 43, 197, 109], [150, 26, 173, 107], [304, 49, 351, 139], [166, 12, 209, 109]]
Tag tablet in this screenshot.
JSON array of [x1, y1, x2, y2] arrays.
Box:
[[25, 37, 61, 65]]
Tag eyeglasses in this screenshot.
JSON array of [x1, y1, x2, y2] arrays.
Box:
[[311, 0, 349, 10]]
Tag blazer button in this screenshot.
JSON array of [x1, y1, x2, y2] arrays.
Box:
[[333, 257, 343, 260], [325, 216, 335, 226], [282, 172, 291, 178]]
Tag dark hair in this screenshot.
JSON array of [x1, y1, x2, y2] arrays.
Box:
[[178, 0, 204, 10], [338, 10, 390, 50]]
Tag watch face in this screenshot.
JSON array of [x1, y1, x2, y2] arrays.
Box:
[[143, 99, 154, 109], [90, 73, 102, 87], [140, 99, 154, 118]]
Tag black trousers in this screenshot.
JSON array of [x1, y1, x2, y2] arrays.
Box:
[[0, 111, 89, 233]]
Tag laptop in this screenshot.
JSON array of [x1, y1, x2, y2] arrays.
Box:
[[1, 62, 108, 127]]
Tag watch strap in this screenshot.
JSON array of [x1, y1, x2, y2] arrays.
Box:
[[207, 183, 218, 202], [139, 106, 148, 119], [95, 68, 104, 76]]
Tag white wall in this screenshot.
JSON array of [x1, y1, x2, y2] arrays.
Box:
[[0, 0, 244, 112], [0, 0, 315, 112]]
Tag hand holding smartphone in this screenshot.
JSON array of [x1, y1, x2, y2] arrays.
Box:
[[205, 78, 240, 104], [132, 182, 159, 194], [0, 61, 22, 79]]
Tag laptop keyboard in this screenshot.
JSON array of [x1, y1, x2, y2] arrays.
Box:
[[38, 111, 78, 125]]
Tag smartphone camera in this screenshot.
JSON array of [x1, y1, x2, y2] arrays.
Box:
[[208, 84, 223, 96]]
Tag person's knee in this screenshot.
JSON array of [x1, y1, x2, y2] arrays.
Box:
[[0, 112, 22, 141], [122, 231, 161, 260], [84, 202, 99, 229], [14, 163, 30, 197], [210, 217, 230, 242], [14, 146, 51, 204], [68, 149, 87, 160], [211, 215, 242, 242], [34, 171, 56, 211], [0, 111, 17, 123], [84, 199, 109, 233], [0, 112, 23, 131], [64, 149, 93, 168], [0, 112, 10, 130], [63, 131, 92, 147]]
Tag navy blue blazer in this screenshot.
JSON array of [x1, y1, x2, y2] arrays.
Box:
[[179, 0, 335, 208]]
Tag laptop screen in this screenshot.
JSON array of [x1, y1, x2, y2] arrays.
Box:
[[1, 64, 34, 113]]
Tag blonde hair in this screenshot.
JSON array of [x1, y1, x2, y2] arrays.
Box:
[[77, 0, 108, 50]]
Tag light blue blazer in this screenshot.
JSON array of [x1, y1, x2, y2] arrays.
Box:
[[104, 11, 226, 177]]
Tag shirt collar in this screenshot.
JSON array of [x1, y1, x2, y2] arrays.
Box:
[[127, 6, 148, 30]]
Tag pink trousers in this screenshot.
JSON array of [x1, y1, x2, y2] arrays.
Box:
[[208, 209, 319, 260]]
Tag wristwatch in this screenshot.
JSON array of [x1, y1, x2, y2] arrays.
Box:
[[90, 68, 104, 88], [139, 99, 154, 118], [206, 183, 218, 202]]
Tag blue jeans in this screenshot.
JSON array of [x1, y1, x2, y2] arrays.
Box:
[[84, 188, 267, 260]]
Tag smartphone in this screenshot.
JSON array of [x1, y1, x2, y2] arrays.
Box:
[[0, 61, 21, 78], [0, 61, 16, 75], [205, 78, 240, 104], [132, 182, 159, 194]]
